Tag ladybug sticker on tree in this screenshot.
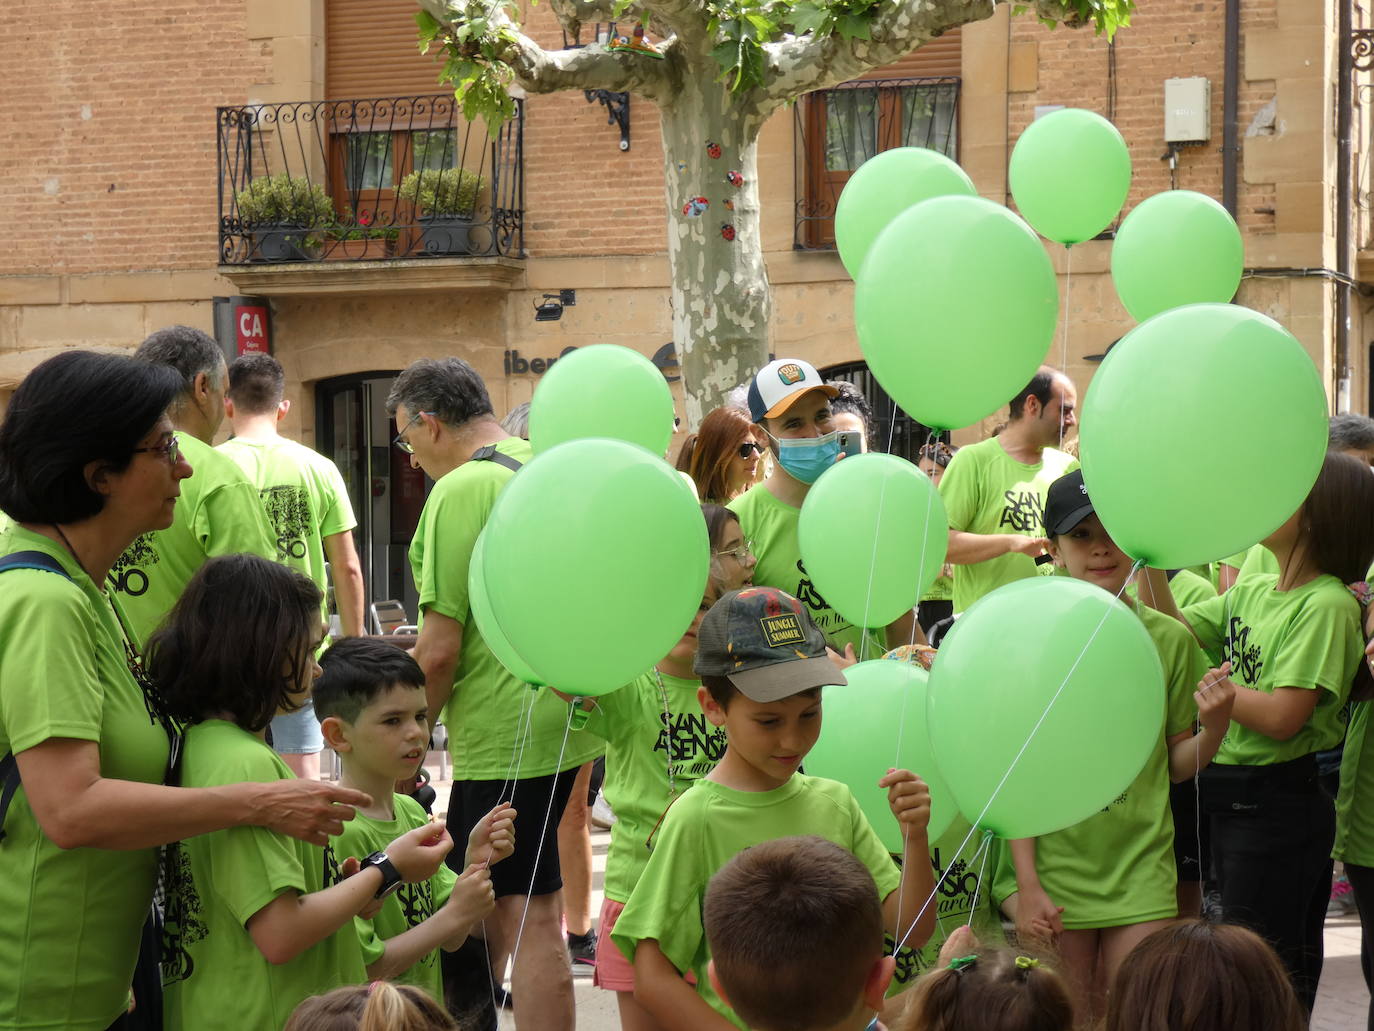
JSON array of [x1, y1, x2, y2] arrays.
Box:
[[723, 198, 735, 211], [682, 197, 709, 218], [706, 141, 722, 159], [720, 223, 736, 242], [726, 170, 744, 187]]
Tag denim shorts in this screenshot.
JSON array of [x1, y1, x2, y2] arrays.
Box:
[[268, 702, 324, 755]]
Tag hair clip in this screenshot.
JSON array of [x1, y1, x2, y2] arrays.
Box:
[[1014, 956, 1040, 970], [947, 955, 978, 972], [1349, 581, 1373, 608]]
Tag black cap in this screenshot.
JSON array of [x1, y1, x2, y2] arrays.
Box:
[[1043, 470, 1094, 536]]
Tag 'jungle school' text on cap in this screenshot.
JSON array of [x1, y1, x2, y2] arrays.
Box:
[[694, 586, 846, 703], [746, 358, 839, 423]]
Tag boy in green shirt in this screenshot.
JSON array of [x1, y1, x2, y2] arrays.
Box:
[[314, 638, 517, 1003], [611, 586, 935, 1031]]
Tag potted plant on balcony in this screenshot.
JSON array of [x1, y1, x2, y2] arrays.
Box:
[[233, 173, 335, 261], [325, 209, 402, 260], [397, 167, 485, 255]]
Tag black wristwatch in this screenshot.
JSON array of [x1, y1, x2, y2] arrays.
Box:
[[360, 850, 403, 899]]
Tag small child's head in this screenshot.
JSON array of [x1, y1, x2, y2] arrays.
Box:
[[314, 638, 429, 783], [693, 587, 845, 783], [284, 981, 455, 1031], [149, 554, 323, 732], [1105, 919, 1304, 1031], [1042, 470, 1131, 596], [896, 948, 1072, 1031], [705, 836, 892, 1031]]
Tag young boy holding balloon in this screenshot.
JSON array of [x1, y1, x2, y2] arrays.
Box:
[[610, 586, 935, 1031], [997, 470, 1234, 1023]]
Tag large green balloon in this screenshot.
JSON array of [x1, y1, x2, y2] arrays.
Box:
[[1009, 108, 1131, 245], [482, 437, 708, 695], [528, 344, 675, 456], [467, 531, 544, 686], [927, 578, 1165, 839], [835, 147, 977, 280], [855, 196, 1058, 430], [798, 453, 948, 628], [1079, 303, 1328, 568], [806, 660, 956, 852], [1111, 190, 1243, 322]]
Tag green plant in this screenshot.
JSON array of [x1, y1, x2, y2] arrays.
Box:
[[234, 173, 336, 226], [397, 167, 485, 218]]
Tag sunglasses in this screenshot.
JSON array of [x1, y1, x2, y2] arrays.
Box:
[[737, 441, 763, 459]]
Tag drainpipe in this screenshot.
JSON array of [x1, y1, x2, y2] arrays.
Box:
[[1337, 0, 1354, 411], [1222, 0, 1239, 217]]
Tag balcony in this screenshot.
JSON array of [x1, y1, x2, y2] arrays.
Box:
[[216, 93, 525, 294]]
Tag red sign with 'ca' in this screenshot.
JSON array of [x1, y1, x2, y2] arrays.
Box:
[[235, 305, 270, 355]]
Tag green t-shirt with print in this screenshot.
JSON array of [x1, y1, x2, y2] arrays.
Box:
[[1027, 604, 1203, 928], [581, 670, 725, 903], [217, 436, 357, 619], [1336, 702, 1374, 866], [0, 526, 171, 1031], [331, 794, 457, 1002], [110, 432, 276, 646], [937, 437, 1077, 613], [727, 485, 884, 658], [409, 437, 601, 779], [610, 775, 901, 1029], [1127, 568, 1218, 611], [162, 720, 366, 1031], [1183, 574, 1362, 766]]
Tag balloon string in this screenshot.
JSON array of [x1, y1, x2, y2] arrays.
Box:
[[964, 831, 995, 928], [1059, 244, 1073, 454], [894, 562, 1142, 952]]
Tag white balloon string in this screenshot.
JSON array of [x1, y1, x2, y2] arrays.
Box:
[[964, 831, 995, 928], [894, 562, 1142, 952]]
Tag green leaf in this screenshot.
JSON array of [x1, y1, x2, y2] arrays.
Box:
[[788, 2, 830, 34], [837, 12, 871, 39], [415, 10, 443, 52]]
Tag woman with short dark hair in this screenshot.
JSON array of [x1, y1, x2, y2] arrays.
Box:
[[0, 351, 370, 1031]]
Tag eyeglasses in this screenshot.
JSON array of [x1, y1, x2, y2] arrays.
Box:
[[131, 434, 181, 465], [392, 411, 434, 455], [713, 539, 755, 563], [736, 441, 763, 460]]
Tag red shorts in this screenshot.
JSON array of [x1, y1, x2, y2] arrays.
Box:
[[593, 896, 697, 993]]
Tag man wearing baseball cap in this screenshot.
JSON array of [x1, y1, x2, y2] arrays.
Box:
[[730, 359, 919, 658], [611, 586, 935, 1030]]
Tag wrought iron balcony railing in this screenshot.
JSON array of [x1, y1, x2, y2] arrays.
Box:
[[216, 93, 524, 264]]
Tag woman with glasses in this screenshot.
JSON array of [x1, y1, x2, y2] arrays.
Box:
[[675, 406, 765, 504], [705, 503, 756, 592], [0, 351, 369, 1031]]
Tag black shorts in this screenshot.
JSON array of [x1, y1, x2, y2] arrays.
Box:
[[1170, 778, 1210, 883], [445, 767, 580, 898]]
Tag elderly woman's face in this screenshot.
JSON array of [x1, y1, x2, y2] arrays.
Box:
[[104, 415, 193, 534]]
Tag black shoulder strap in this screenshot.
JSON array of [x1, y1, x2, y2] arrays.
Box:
[[470, 444, 524, 474], [0, 550, 73, 842]]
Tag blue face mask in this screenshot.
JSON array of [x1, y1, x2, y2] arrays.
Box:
[[773, 431, 840, 484]]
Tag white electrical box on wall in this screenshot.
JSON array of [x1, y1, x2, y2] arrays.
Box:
[[1164, 77, 1211, 143]]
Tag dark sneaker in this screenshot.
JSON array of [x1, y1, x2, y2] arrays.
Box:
[[568, 929, 597, 974]]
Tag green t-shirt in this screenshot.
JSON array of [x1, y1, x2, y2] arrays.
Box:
[[727, 485, 884, 658], [581, 670, 725, 903], [409, 437, 601, 779], [610, 775, 901, 1028], [0, 526, 171, 1031], [1238, 544, 1280, 580], [110, 432, 276, 646], [1026, 604, 1202, 928], [1336, 702, 1374, 865], [937, 437, 1077, 613], [1184, 574, 1362, 765], [920, 569, 954, 604], [1167, 568, 1218, 610], [162, 720, 366, 1031], [331, 794, 457, 1001], [217, 436, 358, 619]]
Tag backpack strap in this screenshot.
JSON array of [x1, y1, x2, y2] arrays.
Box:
[[0, 550, 73, 842], [470, 444, 524, 474]]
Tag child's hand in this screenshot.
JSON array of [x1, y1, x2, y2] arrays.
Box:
[[1196, 662, 1237, 736], [1011, 886, 1063, 948], [466, 802, 517, 867], [826, 644, 858, 670], [936, 924, 981, 968], [386, 823, 454, 883], [878, 769, 930, 839], [445, 863, 497, 927]]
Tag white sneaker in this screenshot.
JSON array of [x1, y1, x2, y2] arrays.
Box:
[[590, 793, 617, 829]]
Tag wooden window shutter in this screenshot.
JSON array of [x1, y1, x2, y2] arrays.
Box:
[[326, 0, 451, 99], [858, 28, 962, 80]]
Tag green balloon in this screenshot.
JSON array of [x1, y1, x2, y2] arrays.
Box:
[[927, 578, 1165, 839], [1079, 303, 1328, 568], [467, 531, 544, 686], [482, 437, 709, 695], [806, 660, 956, 852], [798, 454, 948, 628], [1009, 108, 1131, 245], [529, 344, 675, 456], [855, 196, 1058, 430], [835, 147, 977, 280], [1111, 190, 1243, 321]]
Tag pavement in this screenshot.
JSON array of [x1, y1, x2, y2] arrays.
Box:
[[416, 761, 1372, 1030]]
